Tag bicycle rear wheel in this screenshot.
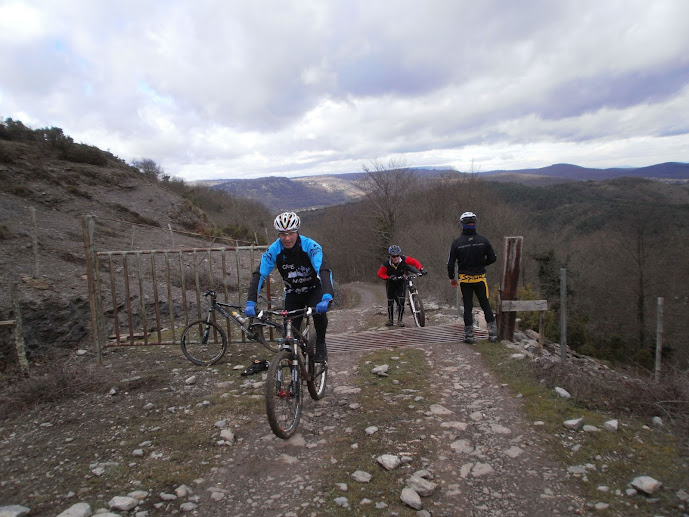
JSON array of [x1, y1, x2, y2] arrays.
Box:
[[409, 292, 426, 327], [252, 319, 286, 353], [180, 319, 227, 366], [265, 350, 302, 439], [307, 357, 328, 400]]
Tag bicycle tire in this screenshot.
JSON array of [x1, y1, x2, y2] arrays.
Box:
[[300, 316, 315, 356], [180, 319, 227, 366], [265, 349, 302, 439], [409, 292, 426, 327], [307, 358, 328, 400], [252, 319, 286, 353]]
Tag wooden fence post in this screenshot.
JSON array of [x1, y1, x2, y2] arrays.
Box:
[[31, 207, 39, 278], [560, 268, 567, 363], [10, 283, 29, 373], [82, 215, 102, 365], [655, 297, 663, 382], [498, 236, 523, 341]]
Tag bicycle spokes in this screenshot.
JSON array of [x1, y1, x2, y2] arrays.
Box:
[[265, 350, 302, 439]]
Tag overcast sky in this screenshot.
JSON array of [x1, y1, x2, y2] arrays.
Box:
[[1, 1, 688, 181]]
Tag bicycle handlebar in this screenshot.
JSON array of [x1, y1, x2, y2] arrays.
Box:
[[203, 290, 271, 306], [257, 307, 313, 319]]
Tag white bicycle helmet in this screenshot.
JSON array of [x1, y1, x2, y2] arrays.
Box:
[[273, 211, 300, 232], [460, 211, 477, 224]]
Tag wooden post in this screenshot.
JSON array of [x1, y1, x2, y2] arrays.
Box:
[[500, 299, 548, 348], [10, 283, 29, 373], [560, 268, 567, 363], [31, 207, 38, 278], [168, 223, 175, 248], [498, 236, 523, 341], [82, 215, 102, 365], [655, 297, 663, 382], [539, 311, 545, 349]]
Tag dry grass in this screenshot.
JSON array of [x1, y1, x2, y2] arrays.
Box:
[[476, 341, 689, 515], [531, 359, 689, 450], [0, 354, 111, 416]]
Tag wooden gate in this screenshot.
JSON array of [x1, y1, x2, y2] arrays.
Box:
[[82, 216, 274, 364]]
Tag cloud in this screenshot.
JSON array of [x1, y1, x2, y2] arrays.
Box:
[[1, 0, 688, 180]]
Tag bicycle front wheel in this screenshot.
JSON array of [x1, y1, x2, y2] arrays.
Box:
[[409, 292, 426, 327], [252, 319, 286, 353], [265, 350, 302, 439], [180, 319, 227, 366]]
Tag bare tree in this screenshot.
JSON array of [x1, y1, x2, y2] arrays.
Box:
[[361, 158, 416, 252]]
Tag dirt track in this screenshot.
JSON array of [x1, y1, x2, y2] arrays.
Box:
[[0, 281, 587, 517], [193, 281, 585, 516]]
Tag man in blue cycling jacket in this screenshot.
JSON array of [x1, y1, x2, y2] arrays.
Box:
[[245, 212, 334, 363]]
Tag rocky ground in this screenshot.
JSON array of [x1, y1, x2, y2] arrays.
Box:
[[1, 282, 686, 517]]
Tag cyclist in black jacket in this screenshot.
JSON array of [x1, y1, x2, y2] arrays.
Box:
[[447, 212, 498, 343], [245, 212, 334, 363]]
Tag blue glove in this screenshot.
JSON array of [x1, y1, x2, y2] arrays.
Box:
[[315, 294, 332, 314], [244, 301, 257, 318]]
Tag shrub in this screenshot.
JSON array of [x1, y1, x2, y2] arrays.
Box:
[[0, 224, 12, 240], [0, 141, 17, 163], [60, 143, 109, 166], [0, 118, 35, 141]]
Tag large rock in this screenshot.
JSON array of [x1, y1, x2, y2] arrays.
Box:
[[400, 487, 422, 510], [376, 454, 401, 470], [0, 506, 31, 517], [631, 476, 662, 495], [56, 503, 92, 517]]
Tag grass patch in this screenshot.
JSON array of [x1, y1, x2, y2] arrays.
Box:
[[475, 341, 689, 515], [338, 285, 361, 310], [318, 347, 440, 515]]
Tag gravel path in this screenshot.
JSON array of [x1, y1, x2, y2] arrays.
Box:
[[192, 282, 585, 516], [0, 281, 586, 517]]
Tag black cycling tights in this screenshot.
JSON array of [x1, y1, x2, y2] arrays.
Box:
[[460, 281, 495, 327], [284, 289, 328, 346]]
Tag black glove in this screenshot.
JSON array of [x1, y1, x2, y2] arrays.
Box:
[[420, 268, 428, 276]]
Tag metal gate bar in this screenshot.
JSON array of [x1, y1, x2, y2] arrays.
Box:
[[83, 215, 275, 364], [328, 323, 488, 354]]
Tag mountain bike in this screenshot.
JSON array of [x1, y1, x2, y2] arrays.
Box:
[[261, 306, 328, 439], [180, 290, 285, 366], [405, 273, 426, 327]]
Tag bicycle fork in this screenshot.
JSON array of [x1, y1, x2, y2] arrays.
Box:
[[274, 357, 299, 399]]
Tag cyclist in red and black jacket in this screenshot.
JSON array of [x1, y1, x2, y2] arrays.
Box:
[[377, 245, 426, 327]]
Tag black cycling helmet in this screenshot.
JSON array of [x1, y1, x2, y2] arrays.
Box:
[[388, 245, 402, 256]]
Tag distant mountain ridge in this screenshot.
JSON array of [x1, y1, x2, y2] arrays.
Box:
[[207, 162, 689, 211], [482, 162, 689, 181]]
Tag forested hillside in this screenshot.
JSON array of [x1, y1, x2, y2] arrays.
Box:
[[302, 168, 689, 368], [2, 118, 687, 372]]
